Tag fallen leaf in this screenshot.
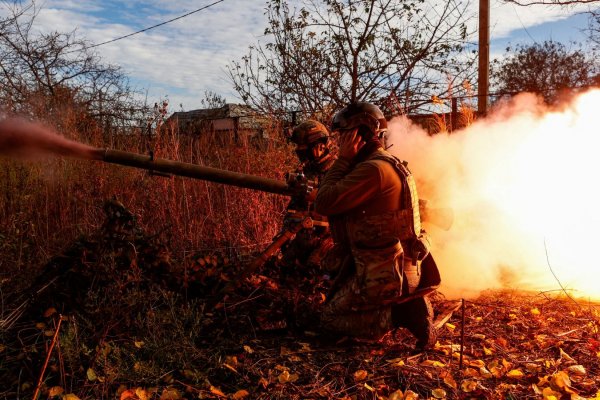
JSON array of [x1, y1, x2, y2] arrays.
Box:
[[134, 341, 144, 348], [468, 359, 485, 368], [461, 380, 477, 392], [442, 373, 457, 389], [420, 360, 445, 368], [232, 389, 249, 399], [567, 365, 586, 376], [559, 348, 576, 362], [354, 369, 368, 381], [243, 345, 254, 354], [541, 387, 561, 400], [530, 307, 541, 315], [506, 369, 524, 379], [388, 390, 404, 400], [479, 367, 493, 379], [63, 395, 81, 400], [432, 388, 446, 398], [277, 370, 299, 383], [86, 368, 97, 382], [404, 389, 419, 400], [209, 386, 225, 398], [43, 307, 57, 318], [552, 371, 571, 389], [48, 386, 64, 397], [135, 388, 149, 400]]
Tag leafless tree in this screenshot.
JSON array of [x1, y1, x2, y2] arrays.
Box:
[[228, 0, 476, 118], [0, 2, 145, 129]]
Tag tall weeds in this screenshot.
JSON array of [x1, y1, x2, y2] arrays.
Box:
[[0, 115, 296, 291]]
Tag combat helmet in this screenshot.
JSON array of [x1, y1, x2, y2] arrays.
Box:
[[331, 102, 388, 137], [290, 120, 334, 174], [290, 120, 329, 147]]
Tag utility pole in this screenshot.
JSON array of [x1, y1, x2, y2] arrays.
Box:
[[478, 0, 490, 115]]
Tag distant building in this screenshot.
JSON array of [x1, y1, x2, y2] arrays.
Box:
[[167, 104, 274, 144]]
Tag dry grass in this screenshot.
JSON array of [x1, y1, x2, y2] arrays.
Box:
[[0, 116, 295, 295]]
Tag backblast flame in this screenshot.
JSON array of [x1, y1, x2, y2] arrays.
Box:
[[388, 89, 600, 299]]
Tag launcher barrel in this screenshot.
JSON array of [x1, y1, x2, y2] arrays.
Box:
[[100, 149, 293, 196]]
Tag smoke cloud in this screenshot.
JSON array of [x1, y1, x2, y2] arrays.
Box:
[[387, 90, 600, 299], [0, 118, 99, 160]]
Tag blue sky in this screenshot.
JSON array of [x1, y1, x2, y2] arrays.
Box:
[[1, 1, 597, 111]]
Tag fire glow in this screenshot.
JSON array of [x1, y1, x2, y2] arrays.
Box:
[[389, 89, 600, 300]]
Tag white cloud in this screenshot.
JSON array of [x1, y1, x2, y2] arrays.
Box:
[[3, 0, 594, 111], [488, 0, 591, 38]]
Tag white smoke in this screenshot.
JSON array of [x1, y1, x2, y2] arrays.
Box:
[[386, 91, 600, 299]]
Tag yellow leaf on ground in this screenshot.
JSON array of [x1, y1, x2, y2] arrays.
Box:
[[445, 323, 456, 331], [354, 369, 368, 381], [541, 387, 561, 400], [208, 386, 225, 397], [404, 389, 419, 399], [86, 368, 97, 382], [530, 307, 540, 315], [567, 365, 586, 375], [468, 359, 485, 368], [232, 389, 250, 399], [135, 388, 149, 400], [277, 370, 299, 383], [243, 345, 254, 354], [483, 346, 493, 355], [48, 386, 64, 397], [432, 388, 446, 398], [134, 340, 144, 348], [559, 348, 576, 362], [388, 390, 404, 400], [420, 360, 445, 368], [461, 380, 477, 392], [443, 373, 457, 389], [479, 367, 493, 379], [552, 371, 571, 389], [364, 383, 375, 391], [160, 388, 181, 400], [506, 369, 524, 378], [63, 395, 81, 400]]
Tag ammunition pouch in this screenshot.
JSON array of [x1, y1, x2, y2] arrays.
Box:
[[352, 239, 403, 303]]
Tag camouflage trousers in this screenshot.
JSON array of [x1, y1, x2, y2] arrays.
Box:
[[320, 241, 402, 339], [319, 240, 434, 340]]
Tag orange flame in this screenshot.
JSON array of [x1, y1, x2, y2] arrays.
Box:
[[388, 90, 600, 299]]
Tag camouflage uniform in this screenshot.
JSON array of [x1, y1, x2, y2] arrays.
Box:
[[280, 121, 335, 271], [315, 147, 440, 343]]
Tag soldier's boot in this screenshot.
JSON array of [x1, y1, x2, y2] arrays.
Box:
[[392, 296, 436, 352]]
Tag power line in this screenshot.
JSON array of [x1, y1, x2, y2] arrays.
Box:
[[73, 0, 225, 52]]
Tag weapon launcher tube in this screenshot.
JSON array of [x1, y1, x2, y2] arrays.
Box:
[[99, 148, 293, 196]]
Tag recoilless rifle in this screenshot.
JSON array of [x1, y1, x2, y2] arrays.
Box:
[[96, 148, 454, 298]]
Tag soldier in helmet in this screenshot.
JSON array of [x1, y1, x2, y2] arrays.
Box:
[[314, 102, 441, 351], [279, 120, 335, 271], [289, 120, 335, 182]]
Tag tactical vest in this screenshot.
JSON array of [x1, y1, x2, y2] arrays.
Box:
[[343, 151, 426, 304], [370, 152, 421, 240], [346, 152, 422, 247]]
